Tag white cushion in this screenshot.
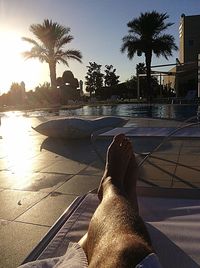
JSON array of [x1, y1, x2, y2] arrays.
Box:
[[33, 116, 127, 139]]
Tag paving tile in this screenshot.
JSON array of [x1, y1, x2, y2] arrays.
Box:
[[89, 159, 104, 169], [0, 171, 64, 191], [0, 144, 7, 158], [17, 193, 77, 226], [21, 173, 73, 192], [182, 140, 200, 147], [172, 180, 200, 189], [174, 175, 200, 183], [157, 146, 182, 154], [146, 157, 177, 166], [139, 164, 176, 181], [0, 190, 47, 221], [137, 180, 152, 187], [1, 142, 42, 161], [0, 171, 16, 188], [40, 160, 87, 175], [144, 179, 173, 188], [40, 137, 98, 165], [8, 159, 56, 174], [79, 161, 104, 176], [56, 174, 101, 195], [0, 219, 12, 228], [148, 153, 179, 162], [133, 138, 163, 154], [0, 219, 11, 230], [175, 166, 200, 184], [35, 150, 63, 160], [0, 158, 11, 171], [0, 172, 72, 192], [0, 221, 49, 268], [180, 146, 200, 154], [154, 140, 182, 153], [178, 155, 200, 166]]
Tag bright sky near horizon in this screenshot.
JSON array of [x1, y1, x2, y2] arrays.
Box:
[[0, 0, 199, 94]]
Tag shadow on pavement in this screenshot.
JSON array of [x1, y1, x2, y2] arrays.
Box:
[[40, 137, 110, 167]]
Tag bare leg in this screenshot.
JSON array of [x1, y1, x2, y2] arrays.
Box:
[[124, 152, 139, 213], [79, 134, 132, 253], [124, 153, 153, 247], [80, 135, 153, 267]]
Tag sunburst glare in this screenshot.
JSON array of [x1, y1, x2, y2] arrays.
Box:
[[0, 31, 45, 94], [1, 112, 37, 188]]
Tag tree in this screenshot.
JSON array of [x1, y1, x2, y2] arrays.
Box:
[[9, 82, 26, 105], [34, 82, 54, 104], [22, 19, 82, 90], [121, 11, 178, 101], [104, 65, 120, 87], [85, 62, 104, 97], [35, 82, 51, 92]]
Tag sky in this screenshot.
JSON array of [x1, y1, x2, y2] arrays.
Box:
[[0, 0, 200, 94]]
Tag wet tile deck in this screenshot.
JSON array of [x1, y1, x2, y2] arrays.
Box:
[[0, 115, 200, 267]]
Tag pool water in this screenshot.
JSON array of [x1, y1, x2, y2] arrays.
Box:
[[1, 104, 198, 121], [59, 104, 198, 121]]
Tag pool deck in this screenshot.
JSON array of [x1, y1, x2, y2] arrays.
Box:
[[0, 114, 200, 268]]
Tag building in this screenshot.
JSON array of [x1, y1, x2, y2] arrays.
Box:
[[164, 14, 200, 97], [179, 14, 200, 63]]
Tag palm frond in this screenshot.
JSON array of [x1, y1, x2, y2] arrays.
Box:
[[152, 34, 178, 59], [22, 45, 48, 63], [56, 35, 74, 49], [121, 35, 145, 59], [122, 11, 177, 60], [21, 37, 40, 47], [127, 11, 174, 39], [22, 51, 46, 63], [56, 49, 82, 63], [56, 57, 69, 66], [29, 19, 71, 49]]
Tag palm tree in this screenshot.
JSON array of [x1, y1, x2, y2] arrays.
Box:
[[22, 19, 82, 90], [121, 11, 178, 101]]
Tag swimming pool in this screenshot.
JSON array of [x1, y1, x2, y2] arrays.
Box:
[[1, 103, 198, 121], [59, 104, 199, 121]]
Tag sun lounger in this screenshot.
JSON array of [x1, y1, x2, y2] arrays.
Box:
[[98, 126, 200, 139], [21, 187, 200, 268]]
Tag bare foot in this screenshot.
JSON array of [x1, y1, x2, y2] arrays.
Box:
[[98, 134, 133, 200], [124, 151, 139, 213]]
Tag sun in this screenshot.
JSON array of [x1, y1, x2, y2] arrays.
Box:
[[0, 30, 47, 94]]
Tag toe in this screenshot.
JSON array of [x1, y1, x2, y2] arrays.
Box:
[[113, 133, 125, 144]]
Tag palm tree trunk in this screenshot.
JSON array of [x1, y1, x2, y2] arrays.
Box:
[[145, 51, 152, 103], [49, 61, 57, 90]]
